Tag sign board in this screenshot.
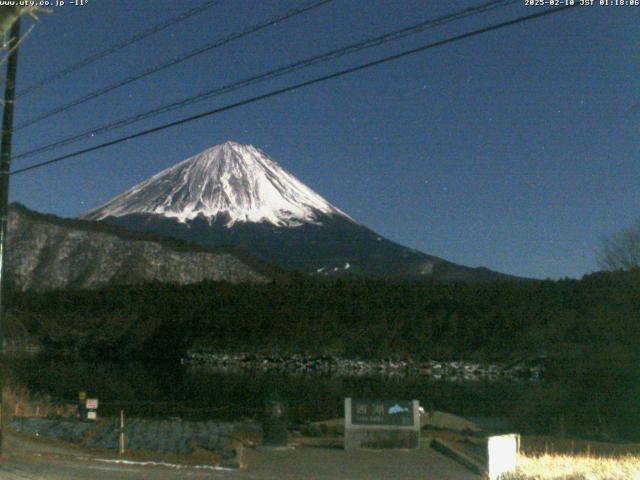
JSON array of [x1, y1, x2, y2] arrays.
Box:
[[78, 391, 87, 402], [86, 398, 99, 410], [344, 398, 420, 450], [351, 399, 415, 426], [487, 434, 520, 480], [86, 410, 97, 420]]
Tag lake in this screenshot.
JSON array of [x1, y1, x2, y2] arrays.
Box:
[[2, 357, 531, 424]]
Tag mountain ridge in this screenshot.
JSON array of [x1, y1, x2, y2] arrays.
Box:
[[84, 141, 520, 282]]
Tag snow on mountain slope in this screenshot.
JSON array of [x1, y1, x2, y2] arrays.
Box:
[[83, 141, 353, 227]]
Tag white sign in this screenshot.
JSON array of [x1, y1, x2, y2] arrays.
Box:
[[487, 434, 519, 480], [86, 398, 99, 410], [87, 410, 97, 420]]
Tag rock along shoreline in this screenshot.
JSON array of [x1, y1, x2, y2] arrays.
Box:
[[183, 351, 544, 381]]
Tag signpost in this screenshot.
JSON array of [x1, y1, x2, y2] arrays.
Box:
[[85, 398, 98, 420], [344, 398, 420, 450]]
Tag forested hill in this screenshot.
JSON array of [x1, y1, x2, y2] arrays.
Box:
[[6, 203, 289, 291], [7, 268, 640, 363]]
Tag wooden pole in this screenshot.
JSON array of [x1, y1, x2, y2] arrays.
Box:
[[119, 409, 125, 455], [0, 17, 21, 454]]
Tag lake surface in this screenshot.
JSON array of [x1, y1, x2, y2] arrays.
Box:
[[2, 357, 531, 423]]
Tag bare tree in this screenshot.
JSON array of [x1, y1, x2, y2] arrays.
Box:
[[0, 6, 47, 38], [597, 220, 640, 271]]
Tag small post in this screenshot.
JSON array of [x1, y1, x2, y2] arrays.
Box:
[[78, 390, 86, 420], [487, 434, 520, 480], [118, 409, 125, 455], [262, 393, 288, 447]]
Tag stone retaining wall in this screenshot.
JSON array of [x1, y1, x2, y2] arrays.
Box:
[[10, 416, 260, 460]]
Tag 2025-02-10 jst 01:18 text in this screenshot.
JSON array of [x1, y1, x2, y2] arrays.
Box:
[[525, 0, 639, 6]]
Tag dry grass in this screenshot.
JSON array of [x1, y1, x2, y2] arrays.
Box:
[[521, 436, 640, 458], [503, 453, 640, 480], [3, 385, 78, 419]]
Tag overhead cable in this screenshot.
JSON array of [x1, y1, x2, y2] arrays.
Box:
[[18, 0, 223, 97], [14, 0, 518, 160], [12, 5, 576, 176], [15, 0, 335, 129]]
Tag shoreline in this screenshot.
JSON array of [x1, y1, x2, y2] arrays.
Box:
[[183, 351, 544, 381]]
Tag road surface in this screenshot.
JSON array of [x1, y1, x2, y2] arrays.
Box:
[[0, 430, 479, 479]]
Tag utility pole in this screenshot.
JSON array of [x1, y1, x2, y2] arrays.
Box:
[[0, 16, 21, 454]]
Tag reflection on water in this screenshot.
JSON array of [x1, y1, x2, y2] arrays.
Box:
[[1, 357, 529, 422]]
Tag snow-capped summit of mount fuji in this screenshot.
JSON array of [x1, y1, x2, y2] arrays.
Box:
[[83, 141, 352, 227]]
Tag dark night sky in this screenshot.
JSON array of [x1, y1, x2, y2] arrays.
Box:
[[8, 0, 639, 279]]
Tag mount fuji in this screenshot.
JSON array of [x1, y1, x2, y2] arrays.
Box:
[[83, 141, 509, 281]]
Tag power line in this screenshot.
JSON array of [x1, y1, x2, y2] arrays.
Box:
[[11, 5, 576, 177], [14, 0, 519, 161], [17, 0, 222, 97], [14, 0, 335, 130]]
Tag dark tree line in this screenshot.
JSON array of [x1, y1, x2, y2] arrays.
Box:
[[7, 269, 640, 363]]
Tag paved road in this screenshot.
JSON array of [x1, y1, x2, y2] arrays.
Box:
[[0, 432, 479, 479], [0, 456, 225, 479]]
